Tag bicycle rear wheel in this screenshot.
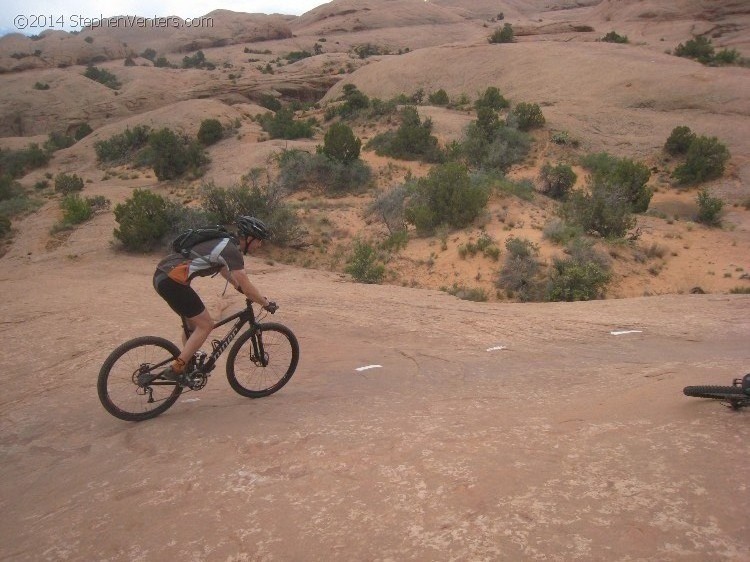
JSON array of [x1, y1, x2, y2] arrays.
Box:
[[98, 336, 183, 421], [226, 323, 299, 398], [683, 385, 749, 409]]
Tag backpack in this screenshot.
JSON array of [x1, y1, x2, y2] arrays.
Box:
[[171, 225, 236, 257]]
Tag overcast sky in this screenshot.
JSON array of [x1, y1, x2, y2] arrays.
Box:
[[2, 1, 330, 36]]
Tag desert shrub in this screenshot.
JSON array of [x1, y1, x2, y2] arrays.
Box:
[[368, 97, 398, 119], [510, 102, 545, 131], [182, 50, 214, 69], [154, 57, 174, 68], [141, 48, 157, 61], [322, 122, 361, 164], [44, 131, 75, 152], [60, 194, 94, 225], [405, 162, 490, 234], [381, 229, 409, 252], [0, 214, 10, 237], [714, 48, 741, 65], [258, 94, 282, 111], [330, 84, 371, 119], [461, 121, 531, 173], [200, 172, 304, 247], [496, 237, 542, 301], [602, 31, 628, 43], [664, 126, 696, 156], [368, 184, 409, 234], [367, 106, 443, 163], [148, 128, 206, 181], [94, 125, 151, 163], [113, 189, 174, 251], [54, 172, 84, 194], [0, 144, 50, 178], [459, 231, 500, 260], [729, 287, 750, 294], [74, 123, 93, 141], [278, 149, 371, 196], [546, 239, 612, 301], [563, 179, 636, 239], [258, 108, 315, 139], [83, 66, 121, 89], [285, 50, 312, 63], [674, 36, 715, 64], [494, 176, 535, 201], [345, 239, 385, 283], [474, 86, 509, 111], [673, 136, 730, 184], [543, 219, 582, 245], [34, 82, 50, 90], [0, 175, 22, 201], [442, 284, 488, 302], [695, 188, 723, 227], [198, 119, 223, 146], [489, 23, 514, 44], [428, 89, 450, 106], [539, 162, 577, 199], [581, 152, 652, 212]]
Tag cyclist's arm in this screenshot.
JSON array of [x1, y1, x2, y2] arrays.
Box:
[[230, 269, 270, 308]]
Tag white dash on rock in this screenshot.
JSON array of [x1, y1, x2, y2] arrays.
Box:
[[355, 365, 382, 372]]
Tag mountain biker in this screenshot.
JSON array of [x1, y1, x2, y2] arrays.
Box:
[[152, 216, 274, 382]]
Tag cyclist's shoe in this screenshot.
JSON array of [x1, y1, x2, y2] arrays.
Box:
[[742, 373, 750, 395], [159, 365, 184, 383]]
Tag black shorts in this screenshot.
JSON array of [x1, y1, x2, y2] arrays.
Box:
[[153, 271, 206, 319]]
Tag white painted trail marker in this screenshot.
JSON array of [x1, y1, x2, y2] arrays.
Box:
[[355, 365, 382, 372], [486, 346, 508, 352], [610, 330, 643, 336]]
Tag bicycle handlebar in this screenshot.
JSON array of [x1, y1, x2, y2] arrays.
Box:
[[246, 298, 278, 314]]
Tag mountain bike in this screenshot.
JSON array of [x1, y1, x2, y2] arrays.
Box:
[[683, 373, 750, 410], [97, 300, 299, 421]]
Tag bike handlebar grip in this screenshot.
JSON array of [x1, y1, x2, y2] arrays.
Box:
[[264, 301, 278, 314]]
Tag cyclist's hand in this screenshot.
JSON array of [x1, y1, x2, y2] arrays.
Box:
[[263, 301, 278, 314]]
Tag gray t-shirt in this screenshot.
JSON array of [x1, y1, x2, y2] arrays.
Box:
[[156, 237, 244, 285]]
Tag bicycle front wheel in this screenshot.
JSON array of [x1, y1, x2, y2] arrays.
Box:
[[226, 323, 299, 398], [98, 336, 183, 421], [683, 385, 749, 408]]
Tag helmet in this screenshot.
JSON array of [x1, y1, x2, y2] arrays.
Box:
[[236, 216, 271, 240]]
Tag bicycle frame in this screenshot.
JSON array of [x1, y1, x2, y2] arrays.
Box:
[[181, 300, 265, 373]]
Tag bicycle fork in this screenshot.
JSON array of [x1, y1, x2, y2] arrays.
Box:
[[249, 330, 269, 367]]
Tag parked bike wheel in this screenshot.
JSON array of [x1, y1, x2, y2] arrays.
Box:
[[683, 385, 749, 409], [98, 336, 183, 421], [226, 323, 299, 398]]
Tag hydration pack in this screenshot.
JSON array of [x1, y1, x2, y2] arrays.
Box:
[[171, 225, 236, 257]]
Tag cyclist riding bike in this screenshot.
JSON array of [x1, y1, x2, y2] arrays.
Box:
[[152, 216, 274, 383]]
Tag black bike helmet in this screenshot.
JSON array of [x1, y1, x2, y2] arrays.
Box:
[[236, 216, 271, 241]]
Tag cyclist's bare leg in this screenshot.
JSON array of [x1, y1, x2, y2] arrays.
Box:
[[176, 309, 213, 370]]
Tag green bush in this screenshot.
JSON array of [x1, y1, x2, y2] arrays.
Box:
[[83, 66, 121, 89], [581, 153, 652, 212], [198, 119, 223, 146], [258, 94, 282, 111], [695, 188, 723, 227], [367, 106, 443, 163], [542, 219, 582, 245], [345, 239, 385, 284], [54, 172, 84, 194], [442, 284, 488, 302], [602, 31, 628, 43], [405, 162, 490, 234], [258, 108, 315, 139], [44, 131, 75, 152], [285, 50, 312, 63], [141, 48, 157, 61], [94, 125, 151, 164], [0, 214, 10, 237], [474, 86, 509, 111], [673, 135, 730, 184], [60, 194, 94, 225], [546, 238, 611, 301], [113, 189, 173, 251], [0, 144, 50, 178], [182, 50, 214, 69], [489, 23, 514, 44], [664, 126, 695, 156], [0, 174, 22, 201], [74, 123, 93, 141], [563, 180, 636, 239], [322, 122, 361, 164], [511, 102, 545, 131], [368, 184, 409, 234], [149, 128, 207, 181], [428, 89, 450, 106], [714, 48, 741, 65], [278, 149, 371, 196], [200, 171, 305, 248], [674, 36, 715, 64], [34, 82, 50, 90], [539, 162, 577, 199], [461, 121, 531, 173], [496, 237, 542, 302]]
